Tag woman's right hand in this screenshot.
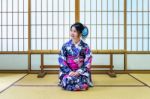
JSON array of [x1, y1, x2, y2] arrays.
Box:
[[69, 71, 76, 76], [69, 71, 80, 77]]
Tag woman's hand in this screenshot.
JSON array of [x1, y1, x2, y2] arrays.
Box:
[[69, 71, 76, 76], [74, 72, 80, 76], [69, 71, 80, 77]]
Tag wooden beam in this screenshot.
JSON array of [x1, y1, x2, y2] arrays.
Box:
[[2, 70, 150, 74], [75, 0, 80, 22], [124, 0, 127, 71], [0, 51, 28, 54], [28, 0, 31, 73]]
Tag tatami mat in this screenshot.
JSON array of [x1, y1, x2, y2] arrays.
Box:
[[92, 74, 144, 85], [14, 74, 144, 86], [14, 74, 59, 85], [0, 86, 150, 99], [0, 73, 27, 93], [1, 74, 150, 99], [130, 74, 150, 86]]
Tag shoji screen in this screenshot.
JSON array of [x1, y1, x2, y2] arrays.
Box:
[[31, 0, 75, 50], [127, 0, 150, 51], [0, 0, 28, 51], [80, 0, 124, 50]]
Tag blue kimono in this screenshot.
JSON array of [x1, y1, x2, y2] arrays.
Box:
[[58, 39, 93, 91]]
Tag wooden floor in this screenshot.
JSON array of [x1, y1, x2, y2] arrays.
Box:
[[0, 73, 150, 99]]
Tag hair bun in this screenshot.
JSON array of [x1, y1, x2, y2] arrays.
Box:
[[82, 26, 88, 39]]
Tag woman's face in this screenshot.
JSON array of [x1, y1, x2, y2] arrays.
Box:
[[70, 26, 81, 39]]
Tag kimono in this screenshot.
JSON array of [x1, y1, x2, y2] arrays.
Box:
[[58, 39, 93, 91]]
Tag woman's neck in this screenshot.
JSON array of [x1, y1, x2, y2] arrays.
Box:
[[72, 38, 81, 44]]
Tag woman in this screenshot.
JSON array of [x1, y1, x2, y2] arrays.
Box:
[[58, 22, 93, 91]]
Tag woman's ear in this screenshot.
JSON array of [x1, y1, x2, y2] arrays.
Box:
[[78, 32, 81, 38]]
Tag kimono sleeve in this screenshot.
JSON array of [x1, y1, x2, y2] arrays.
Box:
[[58, 44, 72, 74], [76, 45, 92, 74]]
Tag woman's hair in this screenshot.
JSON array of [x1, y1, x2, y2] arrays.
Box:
[[70, 22, 89, 39]]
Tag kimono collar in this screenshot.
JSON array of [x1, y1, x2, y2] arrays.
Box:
[[69, 39, 83, 46]]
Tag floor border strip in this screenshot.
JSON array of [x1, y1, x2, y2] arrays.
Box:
[[13, 84, 145, 87], [128, 73, 150, 88], [0, 73, 29, 93]]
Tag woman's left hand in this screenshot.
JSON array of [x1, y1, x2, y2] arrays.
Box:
[[69, 71, 80, 77], [74, 72, 80, 76]]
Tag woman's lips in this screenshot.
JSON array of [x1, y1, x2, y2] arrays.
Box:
[[71, 35, 75, 37]]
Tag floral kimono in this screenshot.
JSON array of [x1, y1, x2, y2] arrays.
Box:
[[58, 39, 93, 91]]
